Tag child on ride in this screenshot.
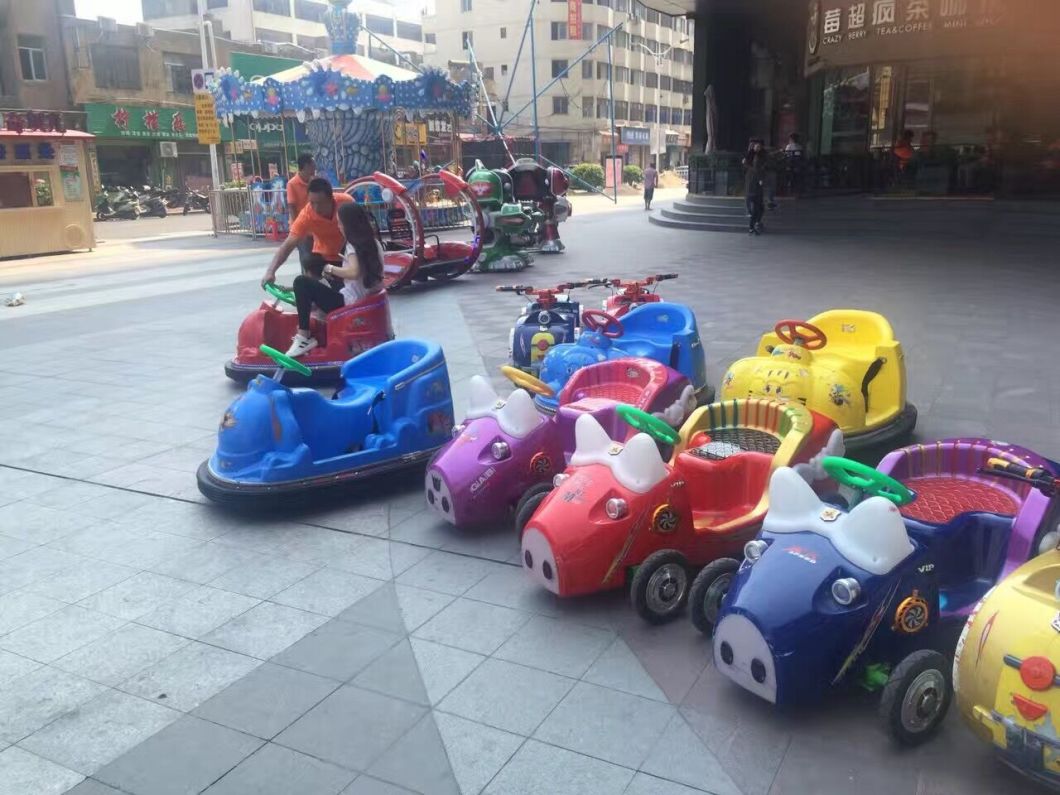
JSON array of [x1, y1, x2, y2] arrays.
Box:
[[285, 202, 386, 357]]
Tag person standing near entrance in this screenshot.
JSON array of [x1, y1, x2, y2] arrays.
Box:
[[287, 154, 316, 270], [643, 159, 659, 210], [743, 140, 767, 235]]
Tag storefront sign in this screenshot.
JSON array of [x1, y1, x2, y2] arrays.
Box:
[[620, 126, 651, 146], [568, 0, 582, 39], [805, 0, 1056, 73], [0, 140, 58, 165], [86, 103, 200, 141], [195, 94, 222, 145], [59, 144, 79, 169]]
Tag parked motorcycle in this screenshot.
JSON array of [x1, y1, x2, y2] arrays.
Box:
[[182, 188, 210, 215], [95, 186, 142, 221], [136, 185, 168, 219]]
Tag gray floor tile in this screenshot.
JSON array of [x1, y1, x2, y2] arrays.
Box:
[[583, 638, 668, 702], [0, 650, 40, 686], [335, 583, 408, 634], [534, 681, 675, 768], [438, 658, 574, 736], [0, 547, 84, 595], [146, 543, 263, 585], [0, 534, 38, 561], [53, 623, 188, 687], [0, 666, 106, 744], [275, 686, 426, 771], [119, 640, 261, 712], [328, 538, 431, 581], [301, 503, 390, 538], [353, 640, 430, 705], [277, 526, 368, 565], [433, 712, 523, 795], [94, 715, 263, 795], [25, 562, 138, 604], [63, 779, 127, 795], [273, 618, 401, 682], [203, 743, 355, 795], [78, 572, 197, 621], [208, 553, 321, 599], [413, 598, 530, 656], [0, 502, 87, 544], [136, 585, 260, 639], [0, 590, 65, 635], [464, 570, 564, 616], [392, 585, 455, 632], [395, 551, 500, 596], [483, 739, 634, 795], [0, 605, 125, 663], [201, 601, 328, 659], [19, 689, 180, 775], [341, 776, 416, 795], [367, 715, 459, 795], [408, 638, 484, 706], [193, 663, 338, 739], [0, 747, 83, 795], [271, 568, 384, 617], [640, 715, 742, 795], [624, 772, 708, 795], [494, 616, 614, 678]]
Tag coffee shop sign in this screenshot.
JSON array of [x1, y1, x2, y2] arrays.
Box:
[[812, 0, 1004, 49]]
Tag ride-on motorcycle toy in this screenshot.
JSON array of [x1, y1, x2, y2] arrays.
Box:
[[953, 460, 1060, 791], [721, 310, 916, 450], [425, 359, 695, 530], [224, 283, 394, 385], [591, 273, 680, 318], [706, 439, 1060, 746], [534, 304, 711, 413], [498, 281, 603, 375], [199, 339, 454, 505], [519, 399, 842, 623]]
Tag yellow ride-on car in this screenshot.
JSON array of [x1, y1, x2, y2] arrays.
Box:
[[720, 310, 916, 451]]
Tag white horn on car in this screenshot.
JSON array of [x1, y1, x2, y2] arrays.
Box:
[[763, 467, 825, 531], [836, 497, 913, 575], [466, 375, 500, 419], [571, 414, 613, 463], [496, 389, 542, 439], [613, 433, 669, 494]]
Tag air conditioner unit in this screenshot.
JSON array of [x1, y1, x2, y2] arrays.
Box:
[[136, 22, 154, 38], [98, 16, 118, 33], [159, 141, 178, 158]]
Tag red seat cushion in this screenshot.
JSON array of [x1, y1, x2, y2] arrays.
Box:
[[900, 476, 1018, 525]]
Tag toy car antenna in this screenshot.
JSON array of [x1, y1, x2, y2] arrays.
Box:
[[981, 457, 1060, 497]]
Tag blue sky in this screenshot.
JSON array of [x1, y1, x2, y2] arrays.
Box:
[[74, 0, 142, 24]]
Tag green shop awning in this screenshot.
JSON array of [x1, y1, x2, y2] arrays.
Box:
[[85, 102, 232, 142]]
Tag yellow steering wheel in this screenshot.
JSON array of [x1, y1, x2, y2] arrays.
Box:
[[500, 365, 555, 398]]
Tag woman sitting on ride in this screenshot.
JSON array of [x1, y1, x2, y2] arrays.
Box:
[[285, 202, 385, 357]]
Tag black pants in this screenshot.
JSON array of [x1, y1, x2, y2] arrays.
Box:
[[297, 236, 317, 276], [294, 274, 344, 328], [747, 193, 765, 231], [644, 187, 654, 207]]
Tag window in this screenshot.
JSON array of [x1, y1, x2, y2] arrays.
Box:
[[396, 21, 422, 41], [257, 28, 293, 43], [252, 0, 289, 14], [646, 8, 659, 23], [581, 22, 592, 41], [482, 66, 494, 80], [501, 64, 508, 75], [645, 105, 656, 122], [581, 60, 593, 79], [425, 32, 436, 44], [17, 36, 47, 82], [630, 102, 643, 121], [632, 35, 644, 51], [460, 0, 471, 10], [551, 59, 569, 79], [614, 30, 628, 48], [550, 22, 566, 40], [143, 0, 197, 16], [630, 69, 640, 86], [91, 44, 140, 90], [659, 13, 673, 29], [365, 15, 394, 36], [659, 107, 669, 124], [683, 110, 693, 126], [596, 97, 610, 117], [614, 101, 628, 119], [615, 0, 628, 12], [294, 0, 325, 21], [582, 97, 594, 118], [552, 96, 568, 115], [614, 66, 628, 83], [163, 53, 199, 94], [645, 72, 658, 89], [500, 27, 506, 38], [596, 24, 608, 40], [672, 107, 683, 123], [208, 0, 227, 6], [461, 31, 473, 50], [596, 62, 610, 80], [596, 0, 610, 6], [659, 75, 671, 91]]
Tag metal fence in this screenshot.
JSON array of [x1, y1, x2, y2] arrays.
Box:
[[211, 186, 291, 238]]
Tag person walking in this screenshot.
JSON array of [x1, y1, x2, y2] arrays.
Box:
[[743, 140, 767, 235], [643, 159, 659, 211], [286, 154, 316, 271]]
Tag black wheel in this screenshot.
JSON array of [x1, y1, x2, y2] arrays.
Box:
[[630, 550, 689, 624], [514, 483, 552, 534], [689, 558, 740, 636], [879, 649, 952, 746], [1031, 520, 1060, 559]]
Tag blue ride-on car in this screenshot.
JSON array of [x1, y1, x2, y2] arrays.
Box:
[[532, 303, 712, 413], [197, 339, 454, 505]]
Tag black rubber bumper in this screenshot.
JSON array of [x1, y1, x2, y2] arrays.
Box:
[[843, 402, 918, 453], [224, 360, 342, 386]]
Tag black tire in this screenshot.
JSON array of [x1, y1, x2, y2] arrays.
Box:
[[879, 649, 952, 746], [689, 558, 741, 636], [514, 483, 552, 535], [630, 550, 690, 624], [1031, 520, 1060, 559]]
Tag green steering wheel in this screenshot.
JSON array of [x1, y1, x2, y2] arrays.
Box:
[[821, 456, 915, 506], [264, 282, 296, 306], [260, 344, 312, 378], [617, 404, 680, 445]]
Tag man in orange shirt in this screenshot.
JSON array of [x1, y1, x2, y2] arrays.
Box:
[[263, 177, 353, 286], [286, 154, 316, 269]]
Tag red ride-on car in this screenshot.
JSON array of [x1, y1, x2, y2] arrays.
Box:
[[519, 399, 843, 623], [224, 283, 394, 385], [592, 273, 680, 317]]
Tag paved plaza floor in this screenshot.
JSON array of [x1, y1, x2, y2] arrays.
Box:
[[0, 198, 1057, 794]]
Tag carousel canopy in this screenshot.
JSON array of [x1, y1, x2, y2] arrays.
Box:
[[211, 0, 474, 121]]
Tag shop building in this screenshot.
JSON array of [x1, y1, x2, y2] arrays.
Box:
[[0, 0, 74, 114]]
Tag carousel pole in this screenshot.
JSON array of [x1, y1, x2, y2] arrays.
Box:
[[196, 0, 222, 233], [528, 0, 540, 161]]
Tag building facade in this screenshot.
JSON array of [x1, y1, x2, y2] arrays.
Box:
[[0, 0, 75, 113], [141, 0, 425, 64], [424, 0, 695, 170]]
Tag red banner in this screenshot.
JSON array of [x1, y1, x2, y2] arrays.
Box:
[[568, 0, 582, 39]]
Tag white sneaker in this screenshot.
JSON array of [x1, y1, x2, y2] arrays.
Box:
[[311, 308, 329, 323], [285, 334, 318, 358]]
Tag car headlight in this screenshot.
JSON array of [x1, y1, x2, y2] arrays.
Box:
[[451, 424, 465, 439], [553, 473, 569, 488], [491, 441, 510, 461], [537, 310, 551, 325], [832, 577, 861, 606], [744, 540, 767, 563], [605, 497, 628, 520]]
